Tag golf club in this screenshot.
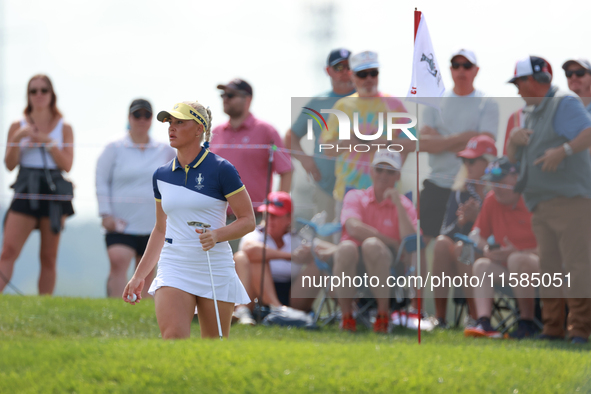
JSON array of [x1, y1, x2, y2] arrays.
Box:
[[187, 220, 223, 340]]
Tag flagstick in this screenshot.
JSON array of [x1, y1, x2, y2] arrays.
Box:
[[414, 7, 422, 345]]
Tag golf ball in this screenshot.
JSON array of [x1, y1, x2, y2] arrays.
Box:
[[127, 294, 137, 302]]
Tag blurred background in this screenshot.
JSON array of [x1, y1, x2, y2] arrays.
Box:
[[0, 0, 586, 296]]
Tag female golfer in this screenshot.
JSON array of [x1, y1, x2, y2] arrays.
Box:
[[123, 100, 255, 339], [0, 74, 74, 295]]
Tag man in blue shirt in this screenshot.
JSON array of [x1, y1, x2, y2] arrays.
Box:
[[285, 49, 356, 223], [507, 56, 591, 344]]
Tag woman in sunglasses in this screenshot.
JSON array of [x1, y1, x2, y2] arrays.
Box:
[[0, 74, 74, 295], [96, 99, 175, 298], [123, 100, 254, 339], [431, 135, 497, 328]]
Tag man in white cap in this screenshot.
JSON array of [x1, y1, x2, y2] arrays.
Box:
[[507, 55, 591, 344], [333, 150, 426, 333], [320, 50, 415, 220], [563, 58, 591, 113], [416, 49, 499, 248]]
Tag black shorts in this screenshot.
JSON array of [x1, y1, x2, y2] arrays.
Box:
[[419, 179, 452, 238], [105, 233, 150, 256], [274, 281, 292, 306], [9, 173, 74, 220]]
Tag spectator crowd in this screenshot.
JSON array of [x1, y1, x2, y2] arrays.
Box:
[[2, 48, 591, 345]]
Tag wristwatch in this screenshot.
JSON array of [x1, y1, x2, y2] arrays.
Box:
[[563, 142, 574, 156]]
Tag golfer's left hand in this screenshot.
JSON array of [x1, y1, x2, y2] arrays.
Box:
[[197, 228, 218, 251], [533, 146, 566, 172]]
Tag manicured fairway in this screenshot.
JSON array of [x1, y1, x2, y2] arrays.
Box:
[[1, 296, 589, 393]]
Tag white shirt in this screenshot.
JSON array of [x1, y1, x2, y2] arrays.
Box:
[[239, 227, 299, 283], [19, 118, 64, 169], [96, 134, 176, 234], [422, 90, 499, 188]]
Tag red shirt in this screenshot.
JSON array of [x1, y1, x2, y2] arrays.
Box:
[[210, 113, 292, 208], [503, 109, 524, 155], [473, 191, 537, 250], [340, 186, 418, 246]]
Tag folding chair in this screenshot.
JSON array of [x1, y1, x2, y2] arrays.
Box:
[[388, 233, 427, 329], [491, 285, 543, 335], [450, 233, 479, 327], [296, 218, 342, 328]]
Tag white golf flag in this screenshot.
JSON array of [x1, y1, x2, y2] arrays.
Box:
[[406, 14, 445, 108]]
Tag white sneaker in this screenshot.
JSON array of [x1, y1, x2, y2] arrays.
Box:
[[391, 310, 435, 331], [270, 305, 310, 321], [463, 315, 478, 329], [233, 305, 256, 325]]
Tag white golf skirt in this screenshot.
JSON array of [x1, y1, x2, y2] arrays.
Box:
[[148, 239, 251, 305]]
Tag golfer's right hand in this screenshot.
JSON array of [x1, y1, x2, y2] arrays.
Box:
[[123, 277, 144, 305], [197, 229, 218, 251]]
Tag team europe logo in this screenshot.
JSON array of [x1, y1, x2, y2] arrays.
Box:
[[195, 173, 204, 190]]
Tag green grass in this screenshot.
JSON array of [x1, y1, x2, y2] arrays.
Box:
[[1, 296, 589, 393]]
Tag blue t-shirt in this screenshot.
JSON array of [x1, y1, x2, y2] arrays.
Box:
[[553, 96, 591, 140], [291, 89, 355, 195]]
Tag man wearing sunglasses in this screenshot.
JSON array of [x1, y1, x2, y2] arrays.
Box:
[[506, 56, 591, 344], [417, 49, 498, 247], [286, 48, 355, 224], [333, 151, 429, 333], [210, 79, 292, 248], [562, 59, 591, 113], [320, 51, 416, 220]]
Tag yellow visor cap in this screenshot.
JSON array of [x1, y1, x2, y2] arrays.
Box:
[[157, 103, 208, 129]]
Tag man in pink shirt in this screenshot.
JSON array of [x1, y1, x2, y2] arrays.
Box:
[[210, 79, 292, 214], [335, 151, 421, 333]]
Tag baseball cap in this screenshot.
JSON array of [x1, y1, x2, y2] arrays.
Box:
[[156, 102, 209, 130], [562, 58, 591, 71], [349, 51, 379, 72], [457, 135, 498, 159], [129, 99, 152, 114], [508, 56, 553, 83], [327, 48, 351, 66], [371, 150, 401, 170], [482, 156, 520, 182], [257, 191, 292, 216], [451, 49, 477, 65], [216, 78, 253, 96]]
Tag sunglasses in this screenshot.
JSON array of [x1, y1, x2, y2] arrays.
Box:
[[512, 75, 529, 87], [462, 157, 484, 165], [270, 199, 284, 207], [221, 92, 245, 100], [374, 167, 398, 175], [355, 70, 379, 79], [485, 163, 517, 176], [451, 62, 474, 70], [332, 63, 350, 72], [132, 111, 152, 119], [29, 88, 50, 95], [565, 69, 588, 78]]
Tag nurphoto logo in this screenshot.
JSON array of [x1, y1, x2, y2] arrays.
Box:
[[302, 107, 417, 153]]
